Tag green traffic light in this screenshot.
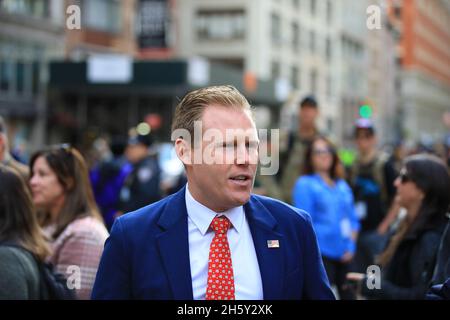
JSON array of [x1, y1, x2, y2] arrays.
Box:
[[359, 105, 372, 118]]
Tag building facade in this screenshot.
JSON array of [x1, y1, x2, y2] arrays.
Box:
[[65, 0, 137, 60], [0, 0, 65, 153], [49, 0, 280, 148], [177, 0, 341, 138], [388, 0, 450, 144]]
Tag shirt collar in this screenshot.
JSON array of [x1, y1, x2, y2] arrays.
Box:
[[185, 184, 244, 236]]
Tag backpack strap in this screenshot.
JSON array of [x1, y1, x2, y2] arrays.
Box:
[[350, 152, 389, 204]]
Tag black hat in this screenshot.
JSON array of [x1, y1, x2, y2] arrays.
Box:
[[128, 133, 153, 147], [300, 95, 318, 108]]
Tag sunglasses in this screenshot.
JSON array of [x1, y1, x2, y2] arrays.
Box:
[[51, 143, 74, 160], [58, 143, 72, 151], [398, 169, 411, 184], [312, 147, 333, 156]]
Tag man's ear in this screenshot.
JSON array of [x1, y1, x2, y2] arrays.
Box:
[[175, 138, 192, 166]]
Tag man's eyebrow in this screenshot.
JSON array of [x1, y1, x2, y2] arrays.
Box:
[[215, 138, 259, 145]]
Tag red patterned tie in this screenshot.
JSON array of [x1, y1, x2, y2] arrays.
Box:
[[205, 216, 235, 300]]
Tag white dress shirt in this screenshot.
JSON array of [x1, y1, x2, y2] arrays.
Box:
[[185, 185, 264, 300]]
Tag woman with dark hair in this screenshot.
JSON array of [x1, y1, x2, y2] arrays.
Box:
[[293, 137, 360, 299], [29, 145, 108, 299], [0, 164, 50, 299], [347, 154, 450, 299]]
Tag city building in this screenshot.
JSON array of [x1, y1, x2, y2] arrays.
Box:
[[177, 0, 340, 142], [0, 0, 65, 152], [388, 0, 450, 144], [49, 0, 280, 147], [65, 0, 137, 60]]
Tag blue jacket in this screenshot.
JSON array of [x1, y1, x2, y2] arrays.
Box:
[[293, 174, 360, 260], [92, 186, 335, 300]]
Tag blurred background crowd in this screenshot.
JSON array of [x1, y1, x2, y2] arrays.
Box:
[[0, 0, 449, 300]]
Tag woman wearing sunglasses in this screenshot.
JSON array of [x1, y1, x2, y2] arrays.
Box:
[[293, 136, 360, 299], [347, 153, 450, 299], [29, 145, 109, 299]]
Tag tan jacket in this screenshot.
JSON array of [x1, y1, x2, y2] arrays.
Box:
[[2, 154, 29, 182]]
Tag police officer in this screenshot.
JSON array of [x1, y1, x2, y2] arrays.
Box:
[[119, 132, 162, 214]]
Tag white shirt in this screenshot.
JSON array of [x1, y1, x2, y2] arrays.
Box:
[[185, 185, 264, 300]]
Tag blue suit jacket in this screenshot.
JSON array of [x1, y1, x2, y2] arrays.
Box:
[[92, 187, 335, 300]]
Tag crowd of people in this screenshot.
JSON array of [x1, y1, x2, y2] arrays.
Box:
[[0, 87, 449, 300], [256, 96, 450, 300]]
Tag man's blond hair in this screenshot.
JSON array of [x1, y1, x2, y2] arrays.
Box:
[[171, 85, 252, 144]]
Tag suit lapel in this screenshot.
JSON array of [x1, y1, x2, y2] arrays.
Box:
[[156, 187, 194, 300], [244, 197, 285, 300]]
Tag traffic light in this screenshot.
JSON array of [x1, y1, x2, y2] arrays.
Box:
[[359, 104, 373, 118]]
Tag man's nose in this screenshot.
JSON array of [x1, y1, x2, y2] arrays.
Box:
[[235, 144, 250, 165]]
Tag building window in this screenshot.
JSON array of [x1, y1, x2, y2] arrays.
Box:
[[342, 35, 363, 61], [326, 74, 332, 98], [138, 0, 170, 48], [83, 0, 121, 33], [16, 61, 25, 95], [292, 22, 300, 52], [394, 6, 401, 18], [291, 66, 299, 89], [326, 0, 333, 23], [31, 61, 40, 96], [271, 61, 280, 79], [196, 10, 246, 41], [0, 0, 49, 19], [309, 30, 315, 53], [325, 37, 332, 61], [327, 117, 333, 133], [0, 59, 13, 92], [310, 68, 317, 94], [310, 0, 316, 16], [271, 13, 281, 44]]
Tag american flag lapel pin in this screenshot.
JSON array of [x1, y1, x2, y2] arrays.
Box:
[[267, 240, 279, 248]]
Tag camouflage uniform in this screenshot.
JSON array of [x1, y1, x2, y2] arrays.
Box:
[[279, 133, 318, 204], [254, 170, 283, 200], [2, 153, 29, 181]]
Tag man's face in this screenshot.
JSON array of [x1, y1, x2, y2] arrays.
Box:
[[299, 105, 318, 127], [183, 105, 259, 212], [355, 129, 376, 154]]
